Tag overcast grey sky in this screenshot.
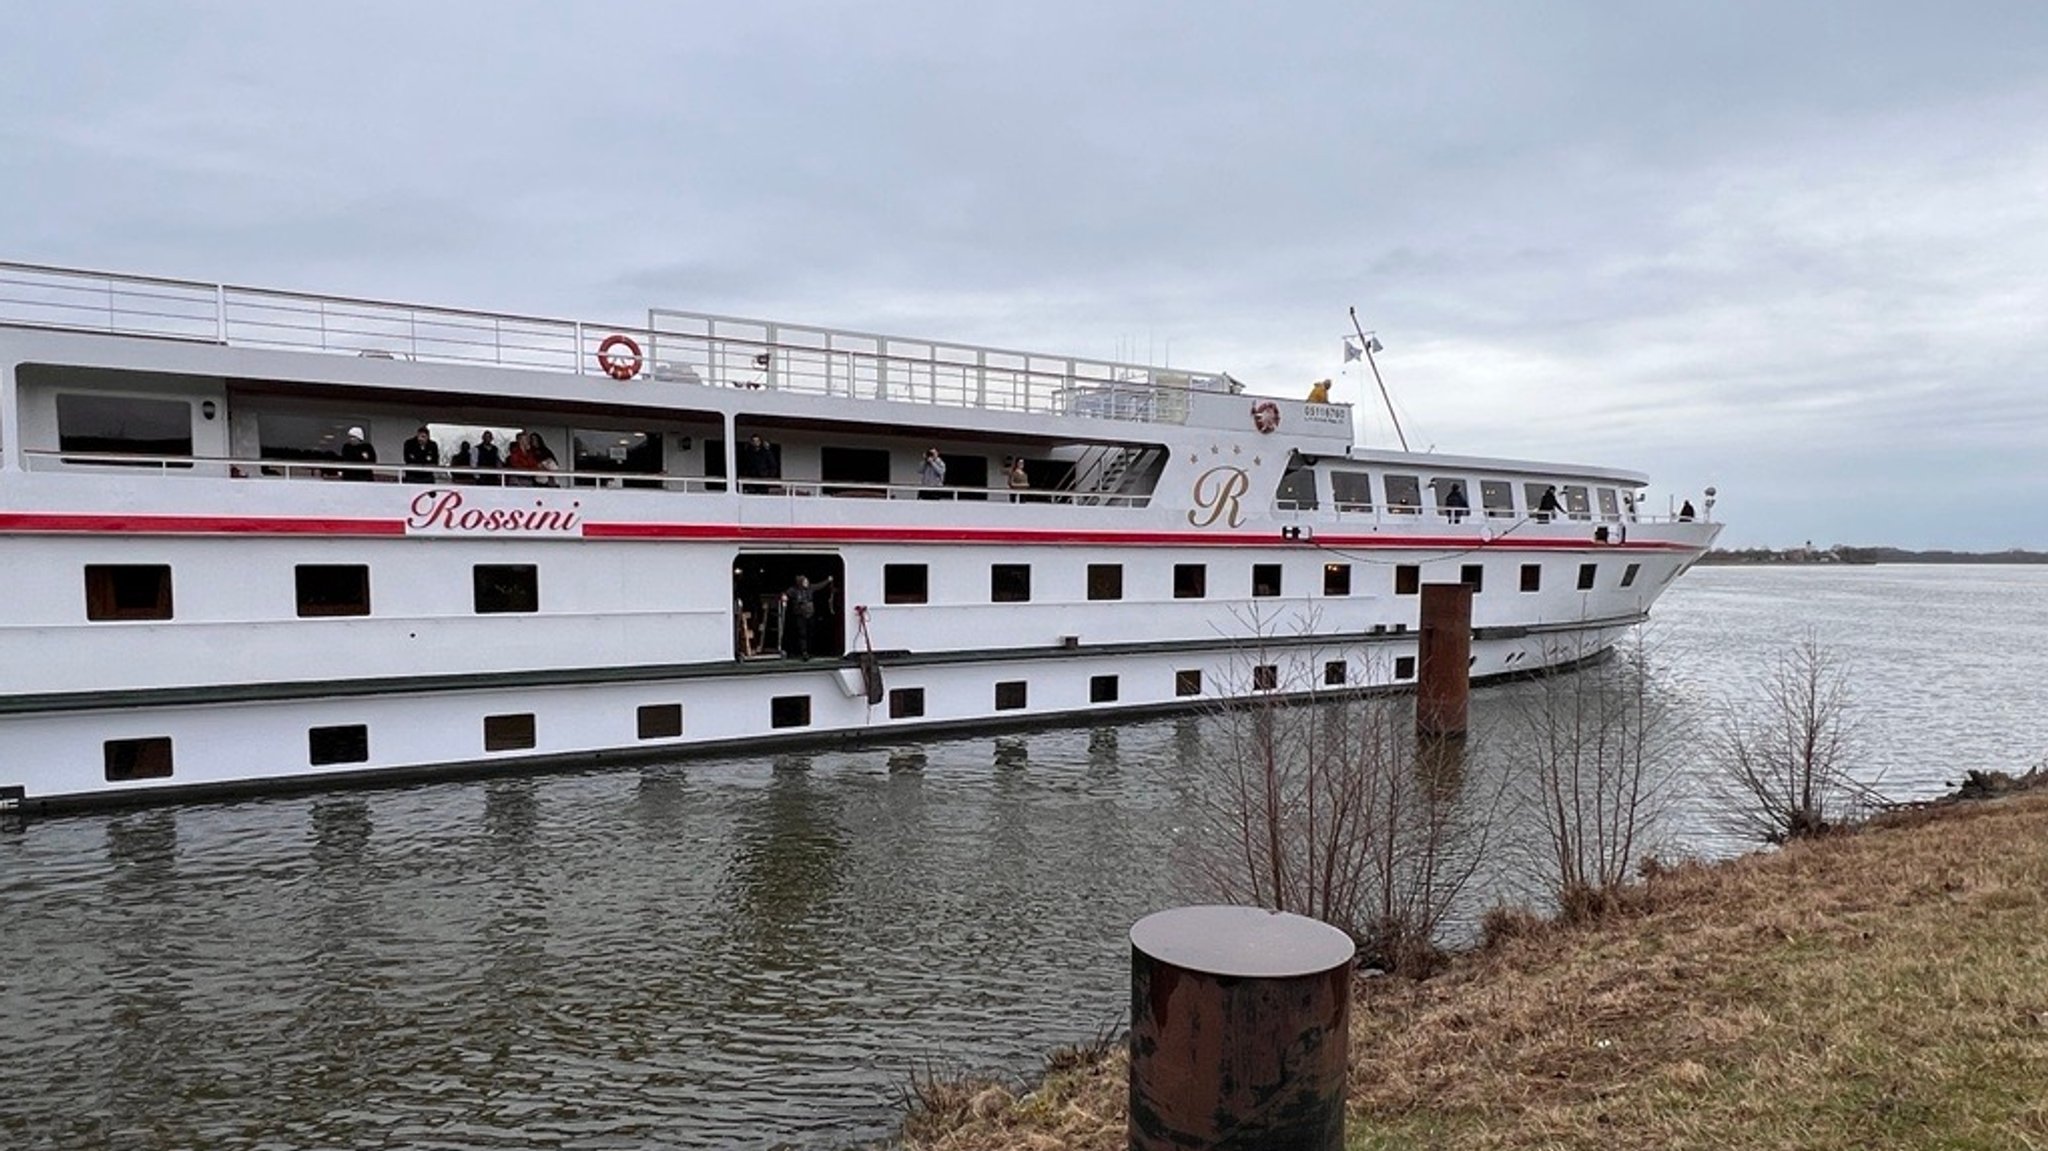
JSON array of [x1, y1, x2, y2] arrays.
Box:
[[4, 1, 2044, 548]]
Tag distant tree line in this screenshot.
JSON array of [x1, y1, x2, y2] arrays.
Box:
[[1700, 546, 2047, 565]]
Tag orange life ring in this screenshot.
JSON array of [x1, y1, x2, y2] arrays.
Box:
[[1251, 400, 1280, 433], [597, 334, 642, 380]]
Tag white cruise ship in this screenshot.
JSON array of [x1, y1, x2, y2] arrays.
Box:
[[0, 261, 1720, 811]]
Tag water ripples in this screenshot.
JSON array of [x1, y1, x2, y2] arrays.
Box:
[[4, 565, 2044, 1148]]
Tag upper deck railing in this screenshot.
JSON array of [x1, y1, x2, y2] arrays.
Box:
[[0, 261, 1265, 427]]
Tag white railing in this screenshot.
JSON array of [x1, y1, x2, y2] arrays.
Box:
[[0, 261, 1254, 427], [18, 449, 1153, 506]]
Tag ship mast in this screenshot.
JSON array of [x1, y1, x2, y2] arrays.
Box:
[[1349, 306, 1410, 453]]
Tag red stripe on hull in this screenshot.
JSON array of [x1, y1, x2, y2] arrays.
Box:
[[583, 522, 1694, 550], [0, 512, 1698, 551], [0, 513, 407, 535]]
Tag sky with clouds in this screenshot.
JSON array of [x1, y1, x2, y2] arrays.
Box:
[[3, 1, 2043, 549]]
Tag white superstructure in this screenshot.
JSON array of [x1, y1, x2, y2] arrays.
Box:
[[0, 261, 1720, 811]]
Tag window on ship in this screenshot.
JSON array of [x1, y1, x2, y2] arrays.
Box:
[[1595, 487, 1619, 520], [1330, 470, 1373, 513], [58, 394, 194, 468], [1562, 484, 1592, 520], [571, 429, 666, 489], [1383, 474, 1422, 514], [1481, 480, 1515, 519], [1274, 454, 1319, 510]]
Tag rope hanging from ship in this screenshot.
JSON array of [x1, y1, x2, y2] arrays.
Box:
[[596, 334, 642, 380], [853, 605, 884, 707]]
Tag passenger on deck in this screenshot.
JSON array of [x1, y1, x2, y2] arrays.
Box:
[[506, 432, 539, 486], [474, 431, 503, 486], [1443, 482, 1469, 523], [529, 432, 560, 486], [402, 425, 439, 484], [1005, 456, 1031, 502], [918, 448, 947, 499], [450, 441, 474, 483], [339, 426, 377, 481], [1536, 485, 1562, 522], [1306, 378, 1330, 404], [738, 434, 781, 494]]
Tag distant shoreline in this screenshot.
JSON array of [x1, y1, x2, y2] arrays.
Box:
[[1700, 547, 2048, 566]]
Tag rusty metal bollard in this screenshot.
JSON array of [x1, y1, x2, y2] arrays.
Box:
[[1417, 582, 1473, 738], [1128, 905, 1356, 1150]]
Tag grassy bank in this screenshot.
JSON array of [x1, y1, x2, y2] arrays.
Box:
[[899, 790, 2048, 1150]]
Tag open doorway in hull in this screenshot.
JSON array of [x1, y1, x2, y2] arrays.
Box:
[[734, 552, 846, 660]]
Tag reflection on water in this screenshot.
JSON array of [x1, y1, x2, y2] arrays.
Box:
[[3, 566, 2045, 1149]]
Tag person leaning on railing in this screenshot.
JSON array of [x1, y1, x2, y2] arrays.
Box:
[[340, 426, 377, 481]]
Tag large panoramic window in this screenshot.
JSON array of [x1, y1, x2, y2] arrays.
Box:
[[58, 394, 193, 466], [571, 429, 665, 488]]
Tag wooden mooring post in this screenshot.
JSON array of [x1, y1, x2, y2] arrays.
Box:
[[1128, 905, 1356, 1150], [1417, 582, 1473, 738]]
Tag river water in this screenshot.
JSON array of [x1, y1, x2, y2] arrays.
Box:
[[3, 565, 2044, 1149]]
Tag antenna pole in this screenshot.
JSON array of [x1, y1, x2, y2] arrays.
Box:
[[1350, 306, 1409, 452]]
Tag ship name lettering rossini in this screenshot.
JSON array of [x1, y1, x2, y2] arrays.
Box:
[[1187, 465, 1251, 529], [406, 489, 583, 534]]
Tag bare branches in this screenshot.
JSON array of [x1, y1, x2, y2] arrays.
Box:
[[1715, 632, 1877, 843], [1505, 629, 1678, 917], [1187, 615, 1498, 974]]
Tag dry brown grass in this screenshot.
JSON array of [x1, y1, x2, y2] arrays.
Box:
[[895, 792, 2048, 1150]]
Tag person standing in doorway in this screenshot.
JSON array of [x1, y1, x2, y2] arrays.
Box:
[[1005, 455, 1030, 503], [918, 448, 947, 499], [780, 574, 835, 659]]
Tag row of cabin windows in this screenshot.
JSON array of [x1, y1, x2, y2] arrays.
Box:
[[108, 702, 695, 781], [1393, 561, 1643, 596], [81, 557, 1649, 623], [1303, 468, 1627, 522], [105, 652, 1438, 780], [83, 563, 538, 621]]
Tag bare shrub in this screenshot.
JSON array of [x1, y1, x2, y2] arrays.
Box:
[[1190, 615, 1499, 974], [1716, 632, 1878, 843], [1506, 629, 1677, 918]]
